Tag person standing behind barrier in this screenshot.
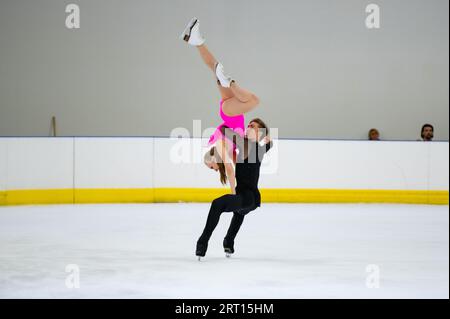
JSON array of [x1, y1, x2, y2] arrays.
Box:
[[419, 124, 434, 142], [368, 128, 380, 141]]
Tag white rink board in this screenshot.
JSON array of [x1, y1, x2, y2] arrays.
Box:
[[152, 138, 445, 190], [0, 137, 448, 192], [6, 138, 73, 190], [74, 138, 154, 189], [429, 142, 450, 190], [259, 140, 430, 190]]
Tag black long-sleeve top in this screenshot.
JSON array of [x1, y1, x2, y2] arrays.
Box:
[[221, 126, 273, 208]]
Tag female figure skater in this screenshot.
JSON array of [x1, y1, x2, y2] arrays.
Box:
[[181, 18, 273, 259], [181, 17, 261, 194]]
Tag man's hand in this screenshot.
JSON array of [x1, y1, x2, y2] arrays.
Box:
[[263, 135, 272, 144]]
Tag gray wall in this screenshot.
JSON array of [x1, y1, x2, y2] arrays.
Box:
[[0, 0, 448, 140]]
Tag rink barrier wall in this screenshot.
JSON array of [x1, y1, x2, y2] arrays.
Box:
[[0, 137, 448, 206], [0, 188, 447, 206]]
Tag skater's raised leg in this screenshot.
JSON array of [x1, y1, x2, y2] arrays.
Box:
[[180, 17, 205, 47], [181, 18, 259, 113], [196, 45, 235, 101], [219, 81, 259, 117], [214, 63, 260, 116]]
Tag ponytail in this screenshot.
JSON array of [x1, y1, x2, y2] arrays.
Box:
[[206, 147, 227, 185]]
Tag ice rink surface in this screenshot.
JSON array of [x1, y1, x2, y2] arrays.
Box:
[[0, 203, 448, 299]]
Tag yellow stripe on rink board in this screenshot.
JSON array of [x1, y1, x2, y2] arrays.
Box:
[[260, 189, 449, 205], [155, 188, 449, 205], [153, 188, 229, 203], [0, 188, 448, 206], [4, 189, 74, 206], [0, 191, 6, 206], [74, 188, 155, 204]]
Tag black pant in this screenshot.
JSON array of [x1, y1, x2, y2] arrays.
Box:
[[198, 193, 257, 244]]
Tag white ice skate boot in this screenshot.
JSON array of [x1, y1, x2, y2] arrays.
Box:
[[180, 18, 205, 46], [215, 62, 234, 88]]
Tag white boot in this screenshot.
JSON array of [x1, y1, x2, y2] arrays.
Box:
[[215, 62, 234, 88], [180, 17, 205, 46]]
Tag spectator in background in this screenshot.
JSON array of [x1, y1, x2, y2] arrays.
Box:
[[420, 124, 434, 142], [368, 128, 380, 141]]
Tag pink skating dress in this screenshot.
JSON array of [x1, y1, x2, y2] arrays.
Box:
[[208, 99, 245, 150]]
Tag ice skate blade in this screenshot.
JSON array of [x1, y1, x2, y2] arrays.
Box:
[[225, 253, 232, 258]]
